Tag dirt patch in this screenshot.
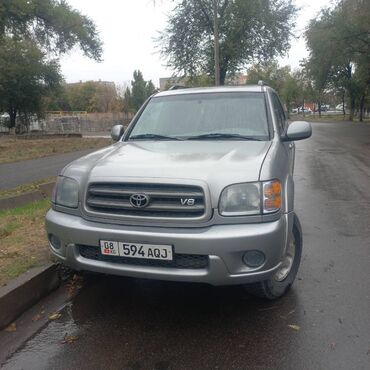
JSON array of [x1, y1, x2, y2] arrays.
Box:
[[0, 199, 51, 286], [0, 137, 111, 164]]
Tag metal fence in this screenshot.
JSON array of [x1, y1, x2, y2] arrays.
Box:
[[0, 112, 134, 135], [44, 112, 133, 133]]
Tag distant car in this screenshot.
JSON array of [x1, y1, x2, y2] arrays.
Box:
[[0, 113, 10, 132], [297, 107, 312, 114], [335, 104, 347, 111], [314, 106, 328, 113], [291, 107, 311, 113]]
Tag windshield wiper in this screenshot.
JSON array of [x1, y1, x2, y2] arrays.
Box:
[[129, 133, 182, 141], [185, 133, 264, 141]]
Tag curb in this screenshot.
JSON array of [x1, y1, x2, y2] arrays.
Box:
[[0, 182, 55, 211], [0, 263, 61, 330]]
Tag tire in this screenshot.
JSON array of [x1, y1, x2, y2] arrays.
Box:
[[243, 214, 302, 300]]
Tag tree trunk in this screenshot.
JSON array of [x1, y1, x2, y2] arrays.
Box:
[[8, 108, 17, 129], [342, 92, 346, 116], [359, 94, 365, 122], [220, 67, 227, 86], [318, 100, 322, 118], [213, 0, 220, 86], [349, 92, 355, 121], [286, 100, 290, 119]]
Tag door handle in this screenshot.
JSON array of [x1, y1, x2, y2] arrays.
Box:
[[289, 143, 294, 149]]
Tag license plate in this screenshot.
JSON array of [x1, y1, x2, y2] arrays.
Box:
[[100, 240, 173, 261]]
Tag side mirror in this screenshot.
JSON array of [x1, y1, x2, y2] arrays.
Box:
[[284, 121, 312, 141], [111, 125, 124, 141]]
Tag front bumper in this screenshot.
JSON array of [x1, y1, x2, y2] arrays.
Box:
[[45, 209, 294, 286]]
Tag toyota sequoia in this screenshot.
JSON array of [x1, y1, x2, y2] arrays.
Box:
[[45, 85, 312, 299]]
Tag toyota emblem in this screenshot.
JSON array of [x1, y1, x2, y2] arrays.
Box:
[[129, 193, 150, 208]]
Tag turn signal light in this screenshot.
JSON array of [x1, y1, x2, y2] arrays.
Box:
[[263, 180, 281, 213]]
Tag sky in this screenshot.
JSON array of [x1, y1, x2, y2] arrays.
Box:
[[60, 0, 333, 87]]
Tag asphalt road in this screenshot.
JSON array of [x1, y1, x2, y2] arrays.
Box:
[[0, 149, 96, 190], [1, 121, 370, 370]]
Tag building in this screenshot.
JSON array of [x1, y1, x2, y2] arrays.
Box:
[[159, 77, 188, 91], [67, 79, 116, 88], [159, 73, 247, 90]]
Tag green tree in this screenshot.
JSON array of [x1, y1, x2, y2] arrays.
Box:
[[0, 0, 102, 60], [280, 73, 300, 117], [246, 62, 291, 93], [123, 87, 132, 114], [131, 70, 149, 111], [125, 70, 158, 112], [66, 82, 97, 112], [354, 57, 370, 121], [146, 80, 157, 97], [302, 55, 331, 117], [305, 0, 370, 120], [0, 37, 61, 129], [293, 69, 316, 117], [157, 0, 297, 85], [246, 62, 300, 116], [94, 84, 119, 112], [51, 81, 118, 113], [0, 0, 103, 130], [42, 84, 70, 111]]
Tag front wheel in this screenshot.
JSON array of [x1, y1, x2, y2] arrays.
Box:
[[243, 215, 302, 300]]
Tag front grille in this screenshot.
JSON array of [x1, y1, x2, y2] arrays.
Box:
[[85, 183, 205, 218], [78, 245, 209, 269]]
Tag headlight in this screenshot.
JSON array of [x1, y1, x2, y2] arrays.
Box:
[[53, 176, 79, 208], [219, 180, 281, 216], [219, 182, 261, 216]]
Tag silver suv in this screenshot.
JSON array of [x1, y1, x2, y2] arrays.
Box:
[[45, 86, 311, 299]]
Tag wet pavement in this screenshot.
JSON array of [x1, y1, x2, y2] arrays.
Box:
[[1, 121, 370, 370]]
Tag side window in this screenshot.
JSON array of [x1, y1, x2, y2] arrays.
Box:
[[271, 94, 287, 133]]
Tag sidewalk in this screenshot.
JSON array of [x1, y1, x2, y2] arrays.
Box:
[[0, 149, 95, 190]]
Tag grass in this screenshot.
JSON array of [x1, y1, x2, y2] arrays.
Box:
[[0, 137, 112, 164], [0, 177, 56, 200], [0, 199, 51, 286]]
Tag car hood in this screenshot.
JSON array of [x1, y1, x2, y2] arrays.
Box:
[[63, 140, 272, 198]]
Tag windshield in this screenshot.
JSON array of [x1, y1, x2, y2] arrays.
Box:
[[127, 92, 270, 141]]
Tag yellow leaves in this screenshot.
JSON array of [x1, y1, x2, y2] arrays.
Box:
[[32, 313, 42, 322], [32, 309, 45, 322], [4, 322, 17, 332], [66, 274, 84, 297], [61, 334, 78, 344], [288, 324, 300, 331], [48, 312, 62, 320]]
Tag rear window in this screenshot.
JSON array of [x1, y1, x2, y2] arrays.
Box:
[[128, 92, 270, 140]]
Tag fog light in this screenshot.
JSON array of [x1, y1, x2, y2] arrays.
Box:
[[243, 251, 265, 268], [49, 234, 61, 250]]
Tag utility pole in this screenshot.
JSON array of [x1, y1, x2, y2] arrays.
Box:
[[213, 0, 220, 86]]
